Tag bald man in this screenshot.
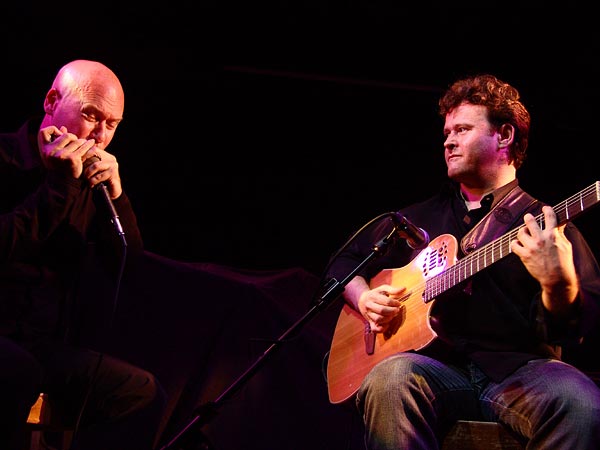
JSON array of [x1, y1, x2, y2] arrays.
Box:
[[0, 60, 166, 450]]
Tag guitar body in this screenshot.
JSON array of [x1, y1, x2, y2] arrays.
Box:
[[327, 234, 459, 404]]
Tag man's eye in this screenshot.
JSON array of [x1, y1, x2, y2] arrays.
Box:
[[82, 113, 97, 122]]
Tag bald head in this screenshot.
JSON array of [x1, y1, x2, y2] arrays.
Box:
[[52, 60, 124, 111], [41, 60, 125, 148]]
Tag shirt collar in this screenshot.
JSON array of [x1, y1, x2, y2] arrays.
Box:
[[460, 179, 519, 211]]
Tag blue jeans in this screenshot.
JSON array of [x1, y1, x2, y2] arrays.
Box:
[[356, 353, 600, 449]]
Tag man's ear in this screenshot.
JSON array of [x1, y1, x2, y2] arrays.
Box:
[[43, 88, 58, 115], [498, 123, 515, 148]]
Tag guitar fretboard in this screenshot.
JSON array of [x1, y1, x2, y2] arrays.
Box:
[[423, 181, 600, 301]]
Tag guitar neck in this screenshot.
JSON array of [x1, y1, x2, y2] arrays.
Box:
[[424, 181, 600, 302]]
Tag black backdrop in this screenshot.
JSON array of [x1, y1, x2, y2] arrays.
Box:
[[2, 3, 600, 449], [2, 3, 599, 275]]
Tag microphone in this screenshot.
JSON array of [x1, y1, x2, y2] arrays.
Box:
[[390, 212, 429, 250], [84, 156, 126, 242]]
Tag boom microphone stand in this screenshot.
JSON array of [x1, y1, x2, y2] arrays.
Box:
[[158, 225, 399, 450]]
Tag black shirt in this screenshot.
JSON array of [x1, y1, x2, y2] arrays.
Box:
[[327, 180, 600, 381], [0, 118, 143, 345]]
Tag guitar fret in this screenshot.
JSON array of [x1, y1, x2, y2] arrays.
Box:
[[427, 182, 600, 299]]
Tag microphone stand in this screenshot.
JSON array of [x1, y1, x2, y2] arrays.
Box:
[[158, 228, 397, 450]]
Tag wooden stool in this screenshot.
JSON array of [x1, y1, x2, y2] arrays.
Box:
[[26, 393, 73, 450], [441, 420, 526, 450]]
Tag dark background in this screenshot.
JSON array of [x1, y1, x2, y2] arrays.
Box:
[[3, 3, 600, 449], [2, 3, 599, 275]]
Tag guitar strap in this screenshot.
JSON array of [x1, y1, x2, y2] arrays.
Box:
[[460, 185, 538, 255]]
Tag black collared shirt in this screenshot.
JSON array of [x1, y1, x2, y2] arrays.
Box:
[[327, 180, 600, 381]]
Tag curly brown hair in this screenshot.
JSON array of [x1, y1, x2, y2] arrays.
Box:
[[438, 74, 530, 169]]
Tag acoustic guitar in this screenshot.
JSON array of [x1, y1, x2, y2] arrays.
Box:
[[326, 181, 600, 404]]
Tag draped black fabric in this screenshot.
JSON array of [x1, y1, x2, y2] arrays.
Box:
[[73, 250, 365, 450]]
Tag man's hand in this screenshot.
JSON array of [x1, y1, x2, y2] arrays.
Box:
[[38, 125, 95, 179]]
